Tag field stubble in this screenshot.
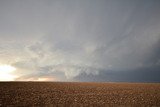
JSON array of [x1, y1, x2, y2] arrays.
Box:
[[0, 82, 160, 107]]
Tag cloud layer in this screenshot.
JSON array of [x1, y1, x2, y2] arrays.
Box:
[[0, 0, 160, 81]]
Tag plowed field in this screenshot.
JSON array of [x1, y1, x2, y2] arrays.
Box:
[[0, 82, 160, 107]]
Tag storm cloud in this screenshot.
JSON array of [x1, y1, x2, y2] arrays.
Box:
[[0, 0, 160, 82]]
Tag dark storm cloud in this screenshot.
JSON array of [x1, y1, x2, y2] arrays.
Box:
[[0, 0, 160, 81], [74, 66, 160, 83]]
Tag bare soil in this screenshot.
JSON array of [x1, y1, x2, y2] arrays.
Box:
[[0, 82, 160, 107]]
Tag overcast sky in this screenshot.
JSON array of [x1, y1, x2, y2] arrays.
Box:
[[0, 0, 160, 82]]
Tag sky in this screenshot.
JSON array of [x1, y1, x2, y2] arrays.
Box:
[[0, 0, 160, 82]]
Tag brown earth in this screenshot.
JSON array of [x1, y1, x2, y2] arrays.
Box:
[[0, 82, 160, 107]]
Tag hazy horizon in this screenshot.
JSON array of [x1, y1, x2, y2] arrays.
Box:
[[0, 0, 160, 82]]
